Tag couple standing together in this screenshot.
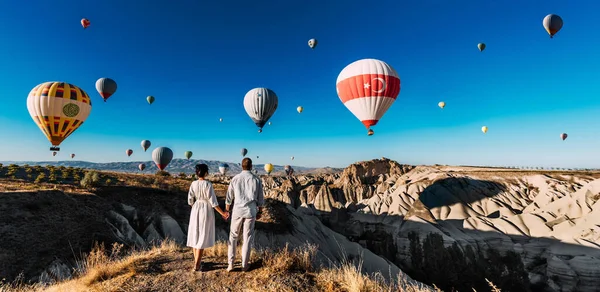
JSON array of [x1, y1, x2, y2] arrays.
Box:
[[186, 157, 264, 272]]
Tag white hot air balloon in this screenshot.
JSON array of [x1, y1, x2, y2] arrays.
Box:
[[243, 88, 278, 133], [336, 59, 401, 135]]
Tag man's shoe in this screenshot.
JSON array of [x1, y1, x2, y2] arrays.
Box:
[[242, 265, 250, 272], [227, 264, 233, 272]]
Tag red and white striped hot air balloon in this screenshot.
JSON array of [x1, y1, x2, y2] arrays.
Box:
[[336, 59, 401, 135]]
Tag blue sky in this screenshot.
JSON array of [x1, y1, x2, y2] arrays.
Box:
[[0, 0, 598, 169]]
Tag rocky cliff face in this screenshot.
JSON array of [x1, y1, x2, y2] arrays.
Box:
[[259, 158, 600, 292]]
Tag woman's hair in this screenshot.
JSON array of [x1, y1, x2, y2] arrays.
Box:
[[195, 164, 209, 178]]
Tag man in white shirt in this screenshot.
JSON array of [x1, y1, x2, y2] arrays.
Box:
[[225, 158, 264, 272]]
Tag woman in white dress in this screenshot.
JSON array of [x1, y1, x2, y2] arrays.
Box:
[[187, 164, 229, 272]]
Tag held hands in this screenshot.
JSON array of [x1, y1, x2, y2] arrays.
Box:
[[221, 211, 230, 221]]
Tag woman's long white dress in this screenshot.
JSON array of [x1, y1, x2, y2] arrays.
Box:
[[186, 179, 219, 249]]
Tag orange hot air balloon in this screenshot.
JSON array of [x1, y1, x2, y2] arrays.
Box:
[[81, 18, 90, 29]]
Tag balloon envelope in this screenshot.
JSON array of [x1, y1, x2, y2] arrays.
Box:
[[264, 163, 274, 174], [241, 148, 248, 157], [482, 126, 488, 134], [243, 88, 278, 132], [308, 38, 317, 49], [71, 154, 75, 159], [543, 14, 563, 38], [561, 133, 568, 140], [27, 82, 92, 150], [95, 78, 117, 102], [152, 147, 173, 171], [141, 140, 151, 152], [219, 163, 229, 175], [185, 151, 193, 159], [336, 59, 400, 134], [478, 43, 486, 52], [297, 106, 303, 113], [81, 18, 90, 29], [126, 149, 133, 157], [438, 101, 445, 109], [139, 163, 146, 171], [147, 96, 155, 105]]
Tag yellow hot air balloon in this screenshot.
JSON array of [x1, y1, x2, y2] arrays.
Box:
[[27, 82, 92, 151], [438, 101, 445, 109], [481, 126, 488, 134], [264, 163, 274, 175], [297, 106, 303, 113]]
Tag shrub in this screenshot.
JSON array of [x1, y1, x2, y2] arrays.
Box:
[[33, 165, 43, 173], [105, 179, 112, 186], [155, 170, 171, 177], [25, 167, 33, 174], [61, 170, 70, 180], [0, 163, 3, 168], [48, 172, 57, 183], [35, 173, 46, 183], [81, 171, 100, 188]]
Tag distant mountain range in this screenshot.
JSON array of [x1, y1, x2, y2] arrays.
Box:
[[0, 159, 343, 176]]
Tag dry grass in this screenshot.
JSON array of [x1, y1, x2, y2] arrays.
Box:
[[1, 239, 437, 292]]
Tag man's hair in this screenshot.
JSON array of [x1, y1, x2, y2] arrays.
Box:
[[195, 164, 209, 177], [242, 158, 252, 170]]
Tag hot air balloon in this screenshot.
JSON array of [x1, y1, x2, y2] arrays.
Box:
[[284, 165, 294, 176], [141, 140, 151, 152], [241, 148, 248, 157], [268, 122, 272, 126], [185, 151, 193, 160], [336, 59, 400, 136], [478, 43, 486, 52], [482, 126, 488, 134], [126, 149, 133, 157], [256, 156, 259, 159], [219, 118, 223, 122], [71, 153, 75, 159], [291, 156, 294, 160], [219, 163, 229, 175], [139, 163, 146, 171], [243, 88, 278, 133], [438, 101, 446, 109], [53, 152, 57, 156], [81, 18, 90, 29], [152, 147, 173, 171], [561, 133, 568, 140], [543, 14, 563, 38], [264, 163, 273, 175], [95, 78, 117, 102], [147, 96, 155, 105], [308, 38, 317, 49], [27, 82, 92, 152], [297, 106, 303, 113]]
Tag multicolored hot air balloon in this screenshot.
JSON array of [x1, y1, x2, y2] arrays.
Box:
[[126, 149, 133, 157], [561, 133, 568, 140], [95, 78, 117, 102], [152, 147, 173, 171], [219, 163, 229, 175], [336, 59, 400, 136], [243, 88, 278, 133], [438, 101, 446, 109], [141, 140, 151, 152], [53, 152, 57, 157], [284, 165, 294, 176], [185, 151, 193, 160], [139, 163, 146, 171], [27, 82, 92, 151], [81, 18, 90, 29], [264, 163, 273, 175], [478, 43, 486, 52], [71, 153, 75, 159], [241, 148, 248, 157], [543, 14, 563, 38], [147, 96, 155, 105], [308, 38, 317, 49], [297, 106, 303, 113], [482, 126, 488, 134]]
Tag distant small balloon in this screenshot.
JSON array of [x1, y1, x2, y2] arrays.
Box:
[[53, 152, 57, 156], [147, 96, 155, 105], [139, 163, 146, 171], [481, 126, 488, 134], [543, 14, 563, 38], [126, 149, 133, 157], [219, 118, 223, 122], [561, 133, 568, 140], [71, 153, 75, 159], [308, 38, 317, 49], [478, 43, 486, 52], [297, 106, 303, 113], [81, 18, 90, 29], [438, 101, 445, 109]]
